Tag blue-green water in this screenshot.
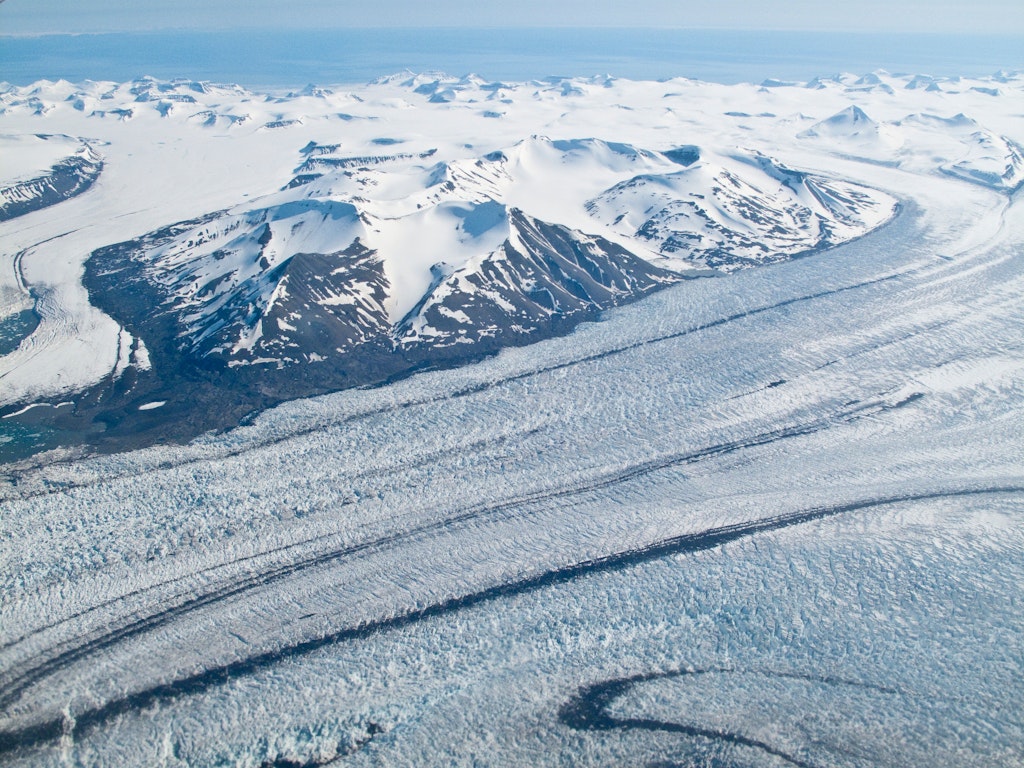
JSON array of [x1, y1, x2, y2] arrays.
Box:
[[2, 29, 1021, 87], [0, 311, 79, 463], [0, 308, 39, 356], [0, 417, 66, 464]]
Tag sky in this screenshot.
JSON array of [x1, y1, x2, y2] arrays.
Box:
[[2, 0, 1024, 35]]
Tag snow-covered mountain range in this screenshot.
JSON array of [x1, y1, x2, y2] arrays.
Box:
[[0, 69, 1021, 449], [83, 134, 894, 380], [798, 103, 1024, 190]]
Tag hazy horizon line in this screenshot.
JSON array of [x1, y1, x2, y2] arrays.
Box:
[[5, 26, 1024, 38]]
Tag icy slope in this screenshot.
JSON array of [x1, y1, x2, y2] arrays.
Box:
[[0, 135, 102, 221], [86, 199, 381, 364], [397, 208, 680, 347], [586, 149, 896, 270]]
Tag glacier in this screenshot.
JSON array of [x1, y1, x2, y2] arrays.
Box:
[[0, 70, 1022, 766]]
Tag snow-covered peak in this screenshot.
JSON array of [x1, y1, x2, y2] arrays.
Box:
[[587, 147, 897, 271], [800, 105, 878, 138]]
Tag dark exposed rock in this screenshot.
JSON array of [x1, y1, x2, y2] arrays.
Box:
[[0, 144, 103, 221]]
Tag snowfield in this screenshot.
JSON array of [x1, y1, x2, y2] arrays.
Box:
[[0, 70, 1022, 766]]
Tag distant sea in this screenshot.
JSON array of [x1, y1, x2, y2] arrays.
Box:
[[2, 29, 1022, 88]]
